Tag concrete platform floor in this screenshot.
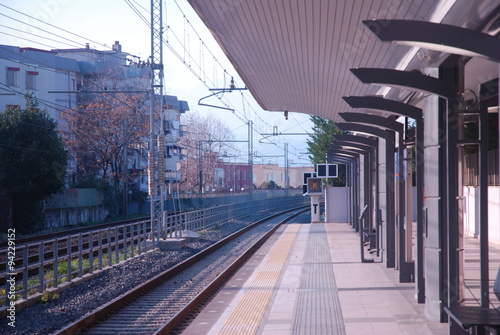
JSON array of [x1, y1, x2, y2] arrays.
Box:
[[183, 219, 452, 334]]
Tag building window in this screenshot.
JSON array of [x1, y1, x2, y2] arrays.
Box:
[[6, 67, 19, 87], [26, 71, 38, 90], [267, 173, 276, 182]]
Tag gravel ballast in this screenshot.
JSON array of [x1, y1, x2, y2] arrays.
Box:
[[0, 218, 255, 335]]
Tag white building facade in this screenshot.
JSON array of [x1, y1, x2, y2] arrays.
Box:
[[1, 42, 188, 196], [0, 45, 79, 119]]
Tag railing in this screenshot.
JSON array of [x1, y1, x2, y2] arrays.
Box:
[[1, 220, 150, 308], [0, 194, 308, 310], [175, 188, 303, 199], [161, 194, 308, 237]]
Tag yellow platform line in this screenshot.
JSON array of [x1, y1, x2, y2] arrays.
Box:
[[217, 224, 300, 335]]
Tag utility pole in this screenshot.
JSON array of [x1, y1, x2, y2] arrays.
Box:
[[284, 143, 290, 190], [148, 0, 165, 243], [198, 141, 203, 195], [248, 120, 253, 191]]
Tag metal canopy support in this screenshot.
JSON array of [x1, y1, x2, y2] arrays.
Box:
[[339, 112, 413, 283], [329, 148, 368, 235], [343, 96, 422, 120], [350, 68, 456, 101], [362, 19, 500, 63], [478, 79, 497, 308], [361, 18, 500, 320], [345, 79, 430, 304], [440, 57, 463, 325], [331, 140, 378, 262], [331, 140, 377, 238], [328, 153, 359, 231], [330, 147, 374, 263], [344, 92, 425, 304], [337, 123, 396, 268]]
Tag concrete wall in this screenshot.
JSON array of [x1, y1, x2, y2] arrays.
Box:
[[43, 188, 108, 228], [44, 206, 109, 228], [462, 186, 500, 243], [325, 187, 349, 222]]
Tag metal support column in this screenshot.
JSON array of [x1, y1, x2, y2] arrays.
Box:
[[337, 123, 396, 268]]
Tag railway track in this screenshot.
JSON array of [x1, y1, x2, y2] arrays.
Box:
[[54, 207, 308, 335], [0, 209, 190, 249], [0, 210, 190, 279], [0, 216, 150, 249]]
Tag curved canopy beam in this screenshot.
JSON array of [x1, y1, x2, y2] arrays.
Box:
[[333, 134, 378, 147], [328, 154, 357, 164], [350, 68, 456, 102], [331, 141, 374, 153], [339, 112, 403, 134], [363, 19, 500, 63], [328, 150, 362, 160], [342, 96, 422, 120], [328, 153, 359, 162], [336, 122, 391, 140]]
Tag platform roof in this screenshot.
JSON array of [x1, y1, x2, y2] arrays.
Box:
[[187, 0, 500, 122]]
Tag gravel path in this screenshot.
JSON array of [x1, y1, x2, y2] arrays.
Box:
[[0, 215, 263, 335]]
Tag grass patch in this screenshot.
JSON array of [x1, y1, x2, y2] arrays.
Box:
[[0, 245, 142, 306]]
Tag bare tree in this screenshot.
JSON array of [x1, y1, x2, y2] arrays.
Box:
[[60, 93, 149, 182], [178, 111, 235, 193]]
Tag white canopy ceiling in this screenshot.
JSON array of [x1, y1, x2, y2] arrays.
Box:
[[187, 0, 500, 121]]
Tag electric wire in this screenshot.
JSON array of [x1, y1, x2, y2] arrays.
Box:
[[1, 2, 310, 164], [0, 24, 80, 48], [127, 0, 281, 138], [0, 4, 147, 66], [0, 30, 64, 50], [0, 12, 89, 49], [0, 4, 112, 50]]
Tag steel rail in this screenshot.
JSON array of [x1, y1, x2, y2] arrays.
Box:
[[54, 206, 309, 335], [155, 208, 308, 334]]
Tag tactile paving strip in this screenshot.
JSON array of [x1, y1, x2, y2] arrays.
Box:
[[292, 224, 346, 335], [216, 224, 300, 335]]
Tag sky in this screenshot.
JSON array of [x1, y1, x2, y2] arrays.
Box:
[[0, 0, 314, 167]]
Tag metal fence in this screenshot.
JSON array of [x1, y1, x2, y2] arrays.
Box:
[[1, 220, 150, 308], [161, 194, 308, 237], [0, 194, 308, 309]]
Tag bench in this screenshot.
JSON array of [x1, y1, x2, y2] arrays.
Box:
[[444, 268, 500, 333]]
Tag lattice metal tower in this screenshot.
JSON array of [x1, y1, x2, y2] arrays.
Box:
[[148, 0, 165, 242]]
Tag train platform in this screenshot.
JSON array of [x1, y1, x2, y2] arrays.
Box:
[[183, 217, 450, 335]]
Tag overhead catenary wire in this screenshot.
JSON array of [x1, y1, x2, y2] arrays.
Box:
[[0, 4, 113, 51], [0, 24, 81, 49], [0, 4, 148, 67], [0, 3, 273, 139], [0, 2, 309, 163], [0, 12, 91, 49]]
